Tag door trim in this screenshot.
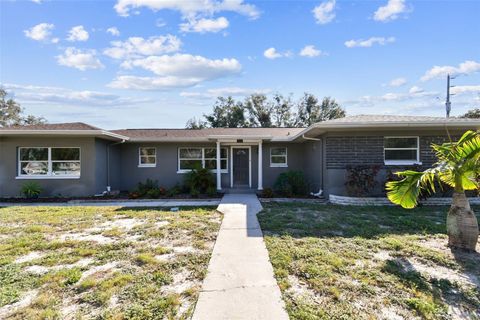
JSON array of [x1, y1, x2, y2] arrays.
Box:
[[230, 146, 251, 188]]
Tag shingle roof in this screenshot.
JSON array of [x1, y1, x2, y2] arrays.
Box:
[[0, 122, 101, 130], [111, 127, 305, 141], [321, 114, 478, 124]]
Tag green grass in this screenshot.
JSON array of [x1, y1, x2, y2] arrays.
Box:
[[258, 203, 480, 320], [0, 205, 221, 319]]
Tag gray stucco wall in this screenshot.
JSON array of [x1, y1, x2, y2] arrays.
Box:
[[95, 139, 109, 194], [322, 131, 463, 196], [117, 143, 231, 191], [114, 142, 320, 193], [0, 137, 98, 197]]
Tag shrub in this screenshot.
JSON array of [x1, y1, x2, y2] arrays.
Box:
[[184, 167, 215, 194], [261, 187, 274, 198], [166, 185, 181, 197], [146, 188, 161, 199], [273, 171, 308, 197], [344, 165, 380, 197], [136, 179, 158, 197], [206, 186, 217, 197], [20, 182, 42, 199]]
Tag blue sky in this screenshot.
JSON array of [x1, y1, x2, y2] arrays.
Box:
[[1, 0, 479, 128]]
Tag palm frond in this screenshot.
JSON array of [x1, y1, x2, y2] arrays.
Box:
[[386, 169, 437, 209]]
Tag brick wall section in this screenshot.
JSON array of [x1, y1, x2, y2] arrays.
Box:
[[326, 136, 384, 169], [326, 135, 455, 169], [420, 136, 458, 167]]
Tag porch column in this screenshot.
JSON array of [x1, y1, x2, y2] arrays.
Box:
[[258, 141, 263, 190], [216, 141, 221, 191]]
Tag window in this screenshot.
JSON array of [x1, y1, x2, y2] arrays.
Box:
[[139, 147, 156, 167], [178, 147, 228, 172], [384, 137, 420, 165], [270, 147, 288, 167], [18, 147, 80, 178]]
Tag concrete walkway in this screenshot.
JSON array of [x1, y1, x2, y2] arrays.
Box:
[[192, 194, 289, 320]]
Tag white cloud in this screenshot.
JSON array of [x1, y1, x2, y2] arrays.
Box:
[[107, 27, 120, 36], [66, 25, 89, 42], [180, 17, 229, 33], [104, 35, 181, 59], [388, 77, 407, 87], [344, 36, 395, 48], [299, 45, 323, 57], [24, 23, 55, 42], [4, 83, 149, 106], [31, 0, 42, 4], [121, 54, 241, 76], [108, 75, 202, 90], [181, 87, 271, 99], [264, 47, 282, 59], [263, 47, 292, 59], [451, 85, 480, 95], [110, 54, 241, 90], [409, 86, 424, 94], [373, 0, 408, 22], [312, 0, 336, 24], [56, 47, 104, 71], [114, 0, 259, 19], [421, 60, 480, 81]]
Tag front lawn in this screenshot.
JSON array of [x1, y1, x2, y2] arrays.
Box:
[[0, 206, 221, 319], [258, 203, 480, 320]]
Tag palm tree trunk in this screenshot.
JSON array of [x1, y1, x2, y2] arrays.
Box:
[[447, 192, 479, 251]]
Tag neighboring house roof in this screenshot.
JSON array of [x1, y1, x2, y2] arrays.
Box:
[[111, 127, 305, 142], [0, 122, 129, 141]]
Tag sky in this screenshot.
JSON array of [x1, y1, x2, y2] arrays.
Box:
[[0, 0, 479, 129]]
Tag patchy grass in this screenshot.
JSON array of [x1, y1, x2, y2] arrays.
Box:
[[0, 205, 221, 319], [258, 203, 480, 320]]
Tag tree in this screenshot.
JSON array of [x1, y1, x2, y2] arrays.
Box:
[[185, 93, 345, 128], [204, 96, 247, 128], [386, 130, 480, 251], [296, 94, 345, 127], [271, 94, 295, 127], [185, 117, 206, 129], [244, 94, 273, 127], [461, 108, 480, 119], [0, 89, 46, 127]]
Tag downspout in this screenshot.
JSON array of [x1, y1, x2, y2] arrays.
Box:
[[106, 139, 126, 192]]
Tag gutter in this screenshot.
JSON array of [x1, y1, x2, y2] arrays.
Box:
[[301, 134, 321, 141]]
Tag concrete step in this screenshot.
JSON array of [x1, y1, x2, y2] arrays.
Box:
[[224, 188, 258, 194]]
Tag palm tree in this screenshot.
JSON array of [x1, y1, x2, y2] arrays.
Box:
[[386, 130, 480, 251]]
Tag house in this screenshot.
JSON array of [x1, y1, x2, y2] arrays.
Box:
[[1, 115, 479, 198]]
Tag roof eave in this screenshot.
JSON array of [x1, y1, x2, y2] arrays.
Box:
[[0, 130, 130, 141]]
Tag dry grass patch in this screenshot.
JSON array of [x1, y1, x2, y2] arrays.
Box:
[[0, 205, 221, 319], [258, 203, 480, 320]]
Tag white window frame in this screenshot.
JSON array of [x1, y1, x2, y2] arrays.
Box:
[[270, 147, 288, 167], [177, 147, 228, 174], [138, 147, 157, 168], [16, 147, 81, 179], [384, 136, 421, 166]]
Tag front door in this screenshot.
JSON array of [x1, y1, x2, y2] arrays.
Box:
[[232, 148, 249, 187]]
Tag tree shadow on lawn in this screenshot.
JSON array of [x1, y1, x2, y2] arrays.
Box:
[[258, 202, 480, 240]]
